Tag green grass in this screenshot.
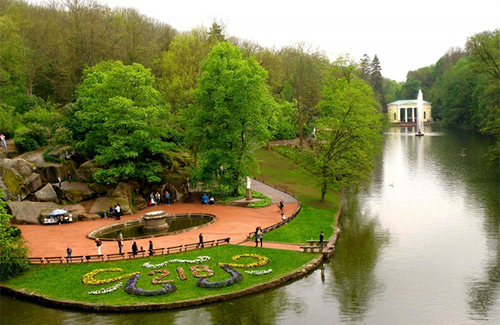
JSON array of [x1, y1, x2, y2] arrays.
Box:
[[254, 147, 340, 244], [1, 245, 313, 305]]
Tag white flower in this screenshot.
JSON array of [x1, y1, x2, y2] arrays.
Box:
[[244, 269, 273, 276], [142, 256, 211, 268], [88, 282, 123, 295]]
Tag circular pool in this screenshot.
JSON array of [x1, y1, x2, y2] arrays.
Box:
[[88, 212, 216, 240]]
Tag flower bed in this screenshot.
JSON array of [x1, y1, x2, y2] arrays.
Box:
[[124, 273, 177, 296], [82, 268, 139, 285], [218, 254, 269, 269], [196, 265, 242, 289]]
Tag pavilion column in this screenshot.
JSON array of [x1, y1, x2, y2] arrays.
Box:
[[396, 106, 400, 122]]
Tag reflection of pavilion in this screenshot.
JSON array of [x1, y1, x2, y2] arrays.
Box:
[[387, 99, 432, 124]]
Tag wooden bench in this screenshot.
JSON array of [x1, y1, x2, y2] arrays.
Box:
[[184, 242, 201, 251], [203, 240, 215, 247], [28, 257, 44, 264], [149, 247, 165, 256], [166, 245, 183, 254], [84, 254, 105, 262], [216, 238, 230, 245], [127, 250, 146, 258], [107, 253, 125, 260], [66, 255, 84, 263], [45, 256, 63, 263]]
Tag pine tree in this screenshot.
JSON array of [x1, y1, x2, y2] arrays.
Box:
[[370, 55, 386, 112]]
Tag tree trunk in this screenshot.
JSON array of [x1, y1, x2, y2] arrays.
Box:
[[320, 191, 325, 202]]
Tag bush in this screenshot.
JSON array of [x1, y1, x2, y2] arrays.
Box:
[[0, 190, 30, 280], [14, 123, 49, 153]]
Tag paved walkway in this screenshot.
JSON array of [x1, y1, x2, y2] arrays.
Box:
[[17, 182, 301, 258]]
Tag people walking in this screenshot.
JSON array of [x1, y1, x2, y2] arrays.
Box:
[[196, 232, 204, 248], [149, 240, 154, 256], [67, 171, 71, 183], [155, 192, 161, 205], [66, 246, 72, 262], [115, 203, 121, 220], [95, 238, 102, 255], [132, 241, 138, 256], [319, 231, 324, 247], [280, 208, 286, 220], [255, 227, 259, 247], [257, 227, 263, 247], [58, 177, 62, 188], [118, 238, 123, 254], [165, 191, 171, 206], [278, 199, 284, 212]]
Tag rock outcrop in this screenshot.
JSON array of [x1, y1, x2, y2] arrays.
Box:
[[53, 182, 96, 203], [7, 201, 58, 224], [89, 197, 132, 216], [33, 184, 58, 203], [0, 158, 41, 201]]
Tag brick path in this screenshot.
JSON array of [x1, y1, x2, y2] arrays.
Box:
[[17, 202, 301, 258]]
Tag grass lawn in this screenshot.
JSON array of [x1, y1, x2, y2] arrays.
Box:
[[254, 147, 340, 244], [1, 245, 314, 306]]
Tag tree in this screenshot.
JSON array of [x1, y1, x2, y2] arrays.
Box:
[[0, 190, 30, 280], [359, 54, 371, 82], [370, 55, 385, 112], [188, 42, 273, 195], [72, 60, 172, 184], [467, 29, 500, 167], [280, 44, 329, 146], [302, 58, 383, 202]]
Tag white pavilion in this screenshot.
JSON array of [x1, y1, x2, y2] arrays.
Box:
[[387, 99, 432, 124]]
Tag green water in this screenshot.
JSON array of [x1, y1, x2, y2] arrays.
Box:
[[1, 125, 499, 324]]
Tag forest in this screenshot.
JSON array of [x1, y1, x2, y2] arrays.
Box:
[[0, 0, 498, 180]]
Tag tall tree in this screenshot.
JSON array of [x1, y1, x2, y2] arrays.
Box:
[[467, 29, 500, 167], [279, 43, 329, 146], [188, 42, 273, 195], [300, 58, 383, 201], [72, 60, 171, 184], [370, 55, 385, 112], [359, 54, 371, 82]]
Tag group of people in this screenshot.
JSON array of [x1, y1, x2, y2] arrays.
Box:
[[149, 191, 171, 206], [108, 204, 122, 220], [201, 193, 215, 205]]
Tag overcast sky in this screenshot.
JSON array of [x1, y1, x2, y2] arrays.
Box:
[[34, 0, 499, 82]]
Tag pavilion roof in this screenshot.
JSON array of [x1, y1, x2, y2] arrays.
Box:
[[387, 99, 431, 106]]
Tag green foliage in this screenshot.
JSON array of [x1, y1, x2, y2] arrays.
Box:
[[73, 61, 172, 184], [0, 190, 30, 280], [0, 103, 20, 138], [188, 42, 274, 195], [49, 127, 74, 146], [288, 59, 384, 202], [13, 123, 49, 153]]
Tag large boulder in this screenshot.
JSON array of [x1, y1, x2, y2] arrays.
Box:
[[0, 158, 40, 201], [17, 147, 77, 183], [62, 203, 86, 219], [89, 197, 132, 216], [7, 201, 58, 224], [76, 160, 97, 183], [46, 145, 76, 160], [54, 181, 96, 202], [33, 183, 58, 203], [111, 182, 134, 202]]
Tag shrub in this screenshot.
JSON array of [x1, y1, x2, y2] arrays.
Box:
[[0, 190, 30, 280], [14, 123, 49, 153]]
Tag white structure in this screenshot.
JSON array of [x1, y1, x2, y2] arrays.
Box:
[[387, 97, 431, 124]]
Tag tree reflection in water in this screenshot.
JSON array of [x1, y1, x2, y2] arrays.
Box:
[[327, 188, 389, 322]]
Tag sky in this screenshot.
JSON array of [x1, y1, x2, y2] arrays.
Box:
[[33, 0, 499, 82]]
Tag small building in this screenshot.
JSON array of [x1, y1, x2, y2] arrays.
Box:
[[387, 99, 432, 123]]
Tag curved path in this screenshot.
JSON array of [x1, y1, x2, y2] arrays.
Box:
[[17, 182, 299, 258]]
